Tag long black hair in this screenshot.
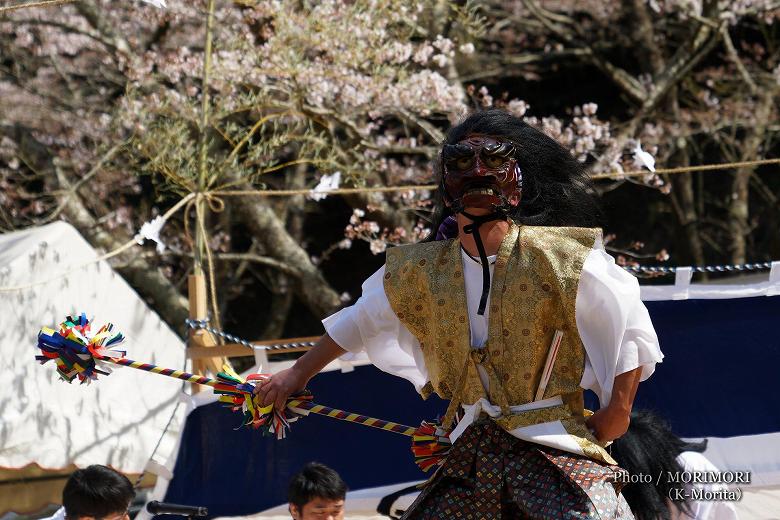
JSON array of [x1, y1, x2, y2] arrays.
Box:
[[427, 109, 603, 238], [611, 409, 708, 520]]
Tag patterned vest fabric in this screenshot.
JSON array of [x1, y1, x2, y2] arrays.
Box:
[[384, 224, 615, 464]]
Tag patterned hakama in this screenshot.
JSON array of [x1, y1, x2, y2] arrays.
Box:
[[402, 419, 634, 520]]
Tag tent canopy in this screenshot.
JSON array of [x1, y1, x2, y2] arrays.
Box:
[[0, 221, 186, 514]]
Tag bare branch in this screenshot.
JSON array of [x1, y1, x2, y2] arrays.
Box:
[[226, 173, 342, 318], [520, 0, 647, 103], [162, 250, 302, 278], [719, 25, 758, 95]]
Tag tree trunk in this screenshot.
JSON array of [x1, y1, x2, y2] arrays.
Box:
[[728, 93, 773, 264], [667, 105, 706, 269], [228, 175, 342, 319], [671, 171, 707, 267], [259, 163, 307, 339]]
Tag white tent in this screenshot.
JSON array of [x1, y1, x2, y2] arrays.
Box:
[[0, 221, 187, 514]]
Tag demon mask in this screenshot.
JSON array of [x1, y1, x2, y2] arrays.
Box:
[[441, 135, 522, 214]]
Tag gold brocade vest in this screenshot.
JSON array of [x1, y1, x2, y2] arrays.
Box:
[[384, 224, 616, 464]]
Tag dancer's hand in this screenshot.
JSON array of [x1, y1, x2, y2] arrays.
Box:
[[586, 406, 630, 443], [254, 366, 309, 412], [252, 333, 347, 412]]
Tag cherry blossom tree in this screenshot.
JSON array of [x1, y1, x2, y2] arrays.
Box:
[[1, 0, 778, 340]]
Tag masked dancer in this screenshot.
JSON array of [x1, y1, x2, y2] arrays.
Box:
[[257, 109, 664, 519]]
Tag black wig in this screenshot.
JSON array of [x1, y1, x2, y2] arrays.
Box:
[[610, 409, 708, 520], [428, 109, 603, 238]]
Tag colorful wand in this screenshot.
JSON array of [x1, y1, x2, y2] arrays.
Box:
[[285, 399, 451, 471], [36, 314, 451, 468], [36, 313, 290, 436]]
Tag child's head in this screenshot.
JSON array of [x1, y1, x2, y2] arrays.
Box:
[[63, 465, 134, 520], [288, 462, 347, 520]]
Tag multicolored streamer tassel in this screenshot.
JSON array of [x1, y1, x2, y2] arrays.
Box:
[[36, 314, 452, 469], [211, 369, 307, 439], [411, 421, 453, 472], [37, 313, 126, 383]]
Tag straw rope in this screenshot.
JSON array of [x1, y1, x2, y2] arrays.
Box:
[[0, 193, 194, 292], [1, 157, 776, 291], [0, 0, 77, 14], [590, 158, 780, 180]]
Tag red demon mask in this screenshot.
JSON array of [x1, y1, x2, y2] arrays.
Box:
[[441, 135, 522, 213]]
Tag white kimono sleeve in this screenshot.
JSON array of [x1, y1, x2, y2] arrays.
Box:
[[322, 265, 429, 392], [576, 248, 664, 408]]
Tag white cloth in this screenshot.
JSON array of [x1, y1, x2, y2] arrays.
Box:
[[323, 245, 663, 408], [673, 451, 740, 520], [41, 507, 66, 520], [449, 396, 563, 441]]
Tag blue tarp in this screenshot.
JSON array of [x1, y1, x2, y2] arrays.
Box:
[[635, 296, 780, 437], [164, 295, 780, 515], [164, 367, 446, 514]]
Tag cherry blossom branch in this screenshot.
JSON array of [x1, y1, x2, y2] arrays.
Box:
[[73, 1, 131, 56], [8, 18, 122, 52], [41, 141, 127, 224]]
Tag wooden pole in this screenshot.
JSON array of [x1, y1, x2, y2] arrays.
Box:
[[187, 273, 225, 392]]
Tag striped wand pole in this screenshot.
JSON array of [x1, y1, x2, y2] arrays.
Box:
[[94, 360, 420, 437], [110, 357, 218, 387], [36, 314, 417, 437], [288, 399, 416, 436]]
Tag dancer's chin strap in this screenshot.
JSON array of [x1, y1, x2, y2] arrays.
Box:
[[461, 210, 505, 316]]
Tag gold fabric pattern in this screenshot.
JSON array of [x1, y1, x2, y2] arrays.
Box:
[[384, 239, 475, 402], [384, 224, 611, 462], [503, 225, 599, 401], [563, 418, 619, 466]]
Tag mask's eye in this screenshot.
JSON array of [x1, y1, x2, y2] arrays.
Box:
[[455, 156, 474, 170], [483, 155, 507, 168]]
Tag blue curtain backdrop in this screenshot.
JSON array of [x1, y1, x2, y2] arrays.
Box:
[[164, 366, 447, 515], [164, 295, 780, 515], [634, 296, 780, 437]]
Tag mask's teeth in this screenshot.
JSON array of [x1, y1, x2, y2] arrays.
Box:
[[464, 187, 497, 197]]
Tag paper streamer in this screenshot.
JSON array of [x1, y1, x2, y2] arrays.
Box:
[[411, 421, 453, 472]]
